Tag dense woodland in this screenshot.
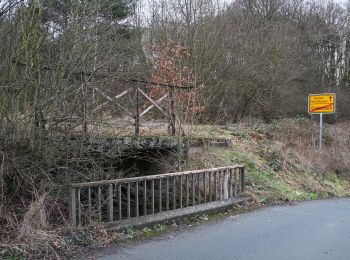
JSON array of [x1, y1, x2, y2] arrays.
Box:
[[1, 0, 350, 252]]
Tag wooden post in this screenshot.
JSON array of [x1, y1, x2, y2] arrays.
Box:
[[209, 172, 212, 202], [151, 180, 155, 214], [127, 183, 131, 218], [118, 184, 122, 220], [136, 181, 139, 217], [144, 180, 147, 215], [219, 171, 222, 200], [107, 184, 113, 222], [186, 175, 189, 207], [224, 170, 229, 199], [173, 177, 176, 210], [159, 179, 162, 212], [240, 167, 245, 193], [77, 189, 81, 226], [97, 186, 102, 223], [134, 87, 140, 136], [204, 172, 207, 203], [179, 176, 183, 208], [192, 174, 195, 205], [197, 174, 201, 204], [166, 178, 169, 211], [229, 169, 233, 198], [70, 188, 76, 227], [234, 169, 237, 197], [214, 172, 217, 201], [169, 86, 176, 135], [88, 187, 92, 224]]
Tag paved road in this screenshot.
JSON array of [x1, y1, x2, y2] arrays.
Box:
[[99, 199, 350, 260]]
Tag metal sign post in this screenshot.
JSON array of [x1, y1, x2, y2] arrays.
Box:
[[308, 93, 336, 150]]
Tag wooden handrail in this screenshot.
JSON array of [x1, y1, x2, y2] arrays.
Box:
[[71, 165, 244, 188]]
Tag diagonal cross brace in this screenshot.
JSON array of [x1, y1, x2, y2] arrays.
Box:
[[140, 93, 169, 117], [137, 88, 167, 116], [93, 88, 132, 116]]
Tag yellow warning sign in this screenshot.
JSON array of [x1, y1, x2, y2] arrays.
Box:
[[308, 93, 336, 114]]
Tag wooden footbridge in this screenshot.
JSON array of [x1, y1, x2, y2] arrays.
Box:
[[91, 78, 193, 136]]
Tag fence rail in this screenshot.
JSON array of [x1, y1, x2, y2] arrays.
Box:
[[69, 165, 245, 227]]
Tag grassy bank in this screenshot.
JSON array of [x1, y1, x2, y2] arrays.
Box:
[[189, 118, 350, 205]]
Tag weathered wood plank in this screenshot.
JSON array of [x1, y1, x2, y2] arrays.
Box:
[[136, 181, 139, 217], [180, 176, 183, 208], [166, 178, 169, 211], [173, 177, 176, 210], [140, 93, 168, 117], [192, 174, 195, 205], [144, 180, 147, 215], [138, 87, 167, 116], [70, 188, 76, 227], [234, 169, 237, 197], [93, 89, 130, 113], [93, 88, 132, 115], [88, 187, 92, 224], [118, 184, 122, 220], [204, 172, 207, 203], [151, 180, 155, 214], [186, 175, 189, 207], [214, 172, 217, 201], [98, 186, 102, 223], [107, 184, 113, 222], [159, 179, 162, 212], [209, 172, 212, 202], [127, 183, 131, 218], [77, 188, 81, 226], [197, 174, 201, 204], [241, 167, 245, 193]]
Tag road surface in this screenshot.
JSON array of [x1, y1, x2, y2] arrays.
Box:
[[99, 199, 350, 260]]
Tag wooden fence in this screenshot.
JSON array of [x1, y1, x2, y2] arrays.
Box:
[[69, 165, 245, 227]]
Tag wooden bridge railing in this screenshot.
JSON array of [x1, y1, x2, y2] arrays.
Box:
[[69, 165, 245, 227]]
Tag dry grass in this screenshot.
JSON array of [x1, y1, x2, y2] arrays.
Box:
[[190, 117, 350, 205]]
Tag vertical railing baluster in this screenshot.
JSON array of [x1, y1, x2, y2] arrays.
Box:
[[224, 170, 229, 199], [204, 172, 207, 203], [219, 171, 222, 200], [144, 180, 147, 215], [197, 174, 200, 204], [98, 186, 102, 223], [159, 179, 162, 212], [70, 188, 76, 227], [241, 167, 245, 193], [234, 168, 238, 197], [127, 182, 131, 218], [173, 177, 176, 210], [166, 178, 169, 211], [214, 172, 217, 201], [229, 169, 233, 198], [186, 175, 189, 207], [180, 176, 183, 208], [152, 179, 155, 214], [209, 172, 212, 202], [136, 181, 139, 217], [108, 184, 113, 222], [192, 174, 195, 205], [118, 183, 122, 220], [88, 187, 92, 224], [77, 188, 81, 226]]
